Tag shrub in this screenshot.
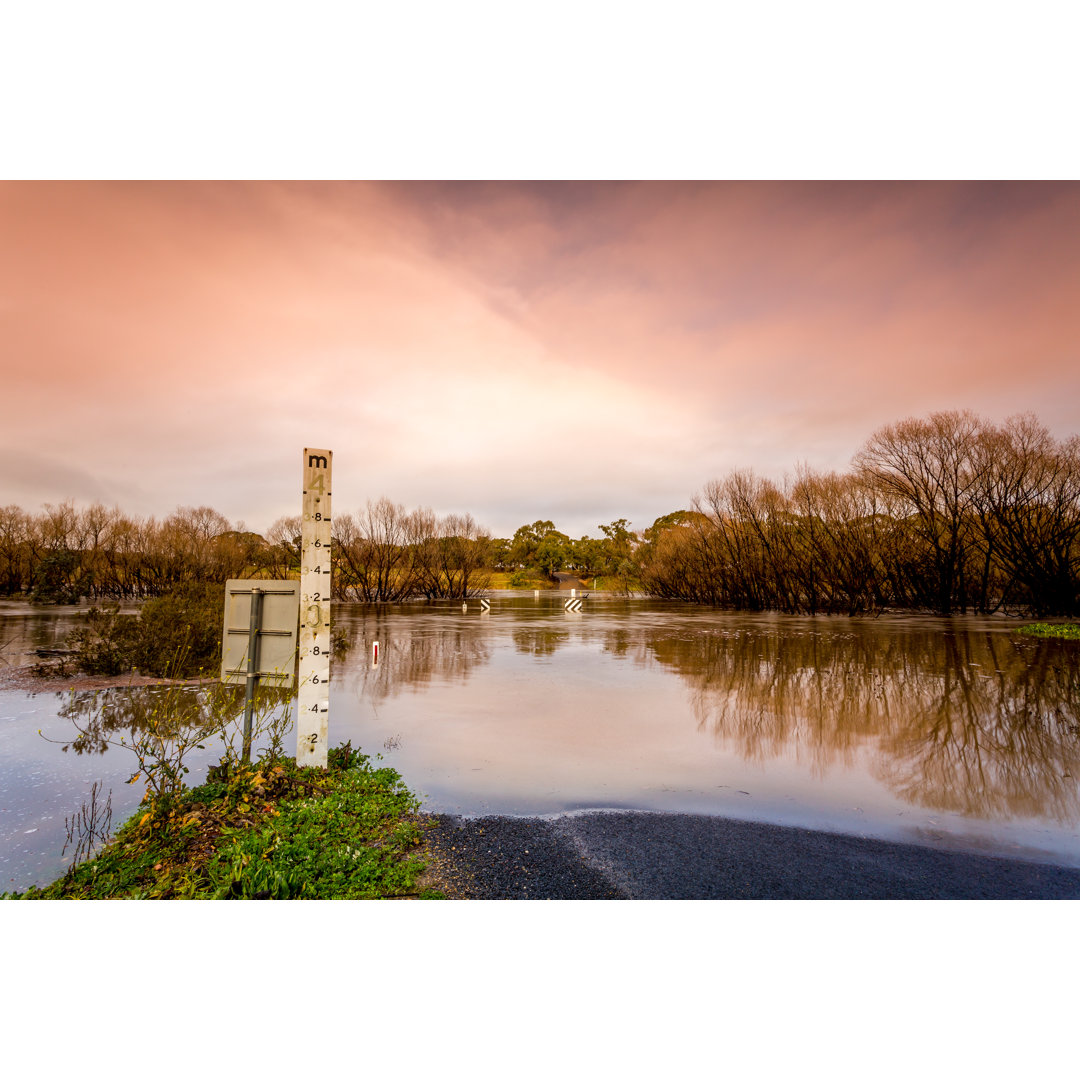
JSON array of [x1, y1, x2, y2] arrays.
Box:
[[134, 582, 223, 677], [64, 582, 224, 679], [66, 606, 142, 675]]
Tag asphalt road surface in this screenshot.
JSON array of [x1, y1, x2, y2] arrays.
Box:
[[422, 810, 1080, 900]]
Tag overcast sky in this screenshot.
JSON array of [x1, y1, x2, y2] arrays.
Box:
[[2, 180, 1078, 539]]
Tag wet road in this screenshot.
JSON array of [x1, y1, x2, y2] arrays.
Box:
[[423, 811, 1080, 899]]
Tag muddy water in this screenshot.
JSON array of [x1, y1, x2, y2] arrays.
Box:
[[334, 597, 1080, 864], [3, 595, 1080, 891]]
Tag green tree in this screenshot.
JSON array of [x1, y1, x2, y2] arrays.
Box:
[[508, 520, 558, 568], [570, 536, 606, 576], [642, 510, 699, 541], [597, 519, 637, 576], [533, 531, 572, 577], [488, 537, 511, 571]]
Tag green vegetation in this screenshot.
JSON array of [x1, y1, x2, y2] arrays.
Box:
[[6, 744, 435, 899], [491, 518, 640, 591], [12, 666, 437, 899], [63, 582, 224, 678], [489, 569, 557, 590], [1017, 622, 1080, 640]]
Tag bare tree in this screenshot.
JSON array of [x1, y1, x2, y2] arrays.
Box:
[[854, 410, 988, 613], [975, 414, 1080, 615], [264, 515, 302, 579], [415, 513, 492, 599], [335, 498, 427, 601]]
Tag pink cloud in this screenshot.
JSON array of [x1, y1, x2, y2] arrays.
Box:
[[2, 182, 1077, 537]]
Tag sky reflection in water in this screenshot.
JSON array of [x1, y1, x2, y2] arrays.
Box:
[[334, 597, 1080, 865]]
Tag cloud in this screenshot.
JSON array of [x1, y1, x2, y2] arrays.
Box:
[[0, 449, 131, 509], [2, 181, 1078, 537]]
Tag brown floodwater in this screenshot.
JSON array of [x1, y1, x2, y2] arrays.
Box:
[[3, 595, 1080, 891]]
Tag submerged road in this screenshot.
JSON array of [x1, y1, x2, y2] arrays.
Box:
[[422, 811, 1080, 900]]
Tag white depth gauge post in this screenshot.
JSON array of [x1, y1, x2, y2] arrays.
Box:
[[297, 448, 332, 767]]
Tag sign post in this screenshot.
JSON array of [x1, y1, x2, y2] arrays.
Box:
[[220, 580, 300, 760], [297, 448, 332, 767]]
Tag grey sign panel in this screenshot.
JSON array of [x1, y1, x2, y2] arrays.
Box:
[[220, 579, 300, 687]]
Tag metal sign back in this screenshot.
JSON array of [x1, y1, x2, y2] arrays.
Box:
[[220, 580, 300, 687]]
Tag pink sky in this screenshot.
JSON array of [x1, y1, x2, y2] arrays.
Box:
[[2, 181, 1078, 539]]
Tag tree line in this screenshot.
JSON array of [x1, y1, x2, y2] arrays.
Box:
[[0, 500, 496, 603], [0, 504, 267, 603], [2, 410, 1077, 615], [0, 497, 639, 604], [637, 411, 1080, 616], [489, 518, 638, 582]]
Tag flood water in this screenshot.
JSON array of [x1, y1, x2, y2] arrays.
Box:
[[3, 594, 1080, 892]]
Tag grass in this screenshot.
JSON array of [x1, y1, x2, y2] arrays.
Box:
[[5, 742, 440, 900], [488, 571, 558, 589], [1016, 622, 1080, 641], [488, 571, 608, 589]]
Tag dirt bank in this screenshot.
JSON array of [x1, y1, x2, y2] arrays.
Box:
[[0, 664, 213, 696]]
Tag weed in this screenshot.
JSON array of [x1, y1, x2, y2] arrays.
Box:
[[62, 781, 113, 873], [327, 739, 368, 770], [210, 682, 295, 768], [206, 764, 423, 899], [47, 678, 295, 809], [49, 683, 224, 807], [330, 625, 353, 659]]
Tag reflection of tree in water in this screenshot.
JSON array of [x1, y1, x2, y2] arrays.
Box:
[[55, 683, 291, 756], [343, 610, 493, 703], [512, 627, 569, 657], [878, 636, 1080, 820], [600, 628, 639, 661], [632, 626, 1080, 823], [57, 686, 216, 755]]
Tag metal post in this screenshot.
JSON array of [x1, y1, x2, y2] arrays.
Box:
[[242, 586, 263, 764]]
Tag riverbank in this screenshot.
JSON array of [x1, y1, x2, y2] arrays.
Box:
[[4, 745, 434, 899], [0, 663, 213, 695], [11, 775, 1080, 898], [421, 811, 1080, 899]]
